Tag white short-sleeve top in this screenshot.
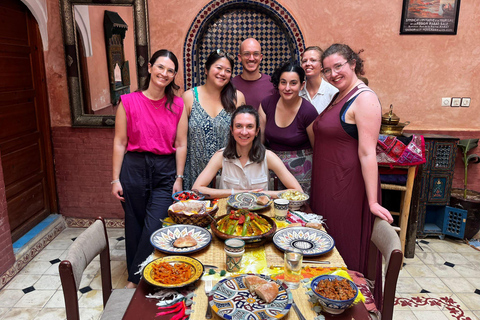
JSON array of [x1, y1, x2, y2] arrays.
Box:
[[219, 152, 269, 191]]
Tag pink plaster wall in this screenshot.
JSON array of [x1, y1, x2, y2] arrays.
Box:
[[147, 0, 480, 131], [46, 0, 480, 130], [37, 0, 480, 219], [86, 5, 137, 112]]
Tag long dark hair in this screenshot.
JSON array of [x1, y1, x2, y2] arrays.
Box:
[[321, 44, 365, 76], [223, 105, 265, 163], [270, 61, 305, 90], [142, 49, 180, 112], [205, 50, 237, 113]]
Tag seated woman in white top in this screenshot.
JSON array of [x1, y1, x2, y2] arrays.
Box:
[[193, 105, 302, 199]]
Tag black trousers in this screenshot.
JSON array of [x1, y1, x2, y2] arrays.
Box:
[[120, 151, 175, 284]]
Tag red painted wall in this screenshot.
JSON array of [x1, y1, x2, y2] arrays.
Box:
[[0, 152, 15, 275], [52, 127, 123, 218]]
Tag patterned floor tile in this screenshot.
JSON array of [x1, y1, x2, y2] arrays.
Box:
[[415, 277, 452, 293], [14, 290, 55, 308], [0, 307, 41, 320]]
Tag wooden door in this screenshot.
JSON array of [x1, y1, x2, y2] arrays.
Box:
[[0, 0, 57, 242]]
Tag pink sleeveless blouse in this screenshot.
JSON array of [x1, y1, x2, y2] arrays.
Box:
[[121, 91, 184, 155]]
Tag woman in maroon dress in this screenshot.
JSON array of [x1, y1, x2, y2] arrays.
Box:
[[310, 44, 393, 306]]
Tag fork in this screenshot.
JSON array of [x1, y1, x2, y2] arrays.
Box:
[[204, 279, 213, 319]]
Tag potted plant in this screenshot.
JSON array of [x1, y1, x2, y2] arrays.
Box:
[[450, 139, 480, 238]]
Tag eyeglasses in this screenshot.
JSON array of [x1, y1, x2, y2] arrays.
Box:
[[241, 51, 261, 59], [301, 58, 320, 65], [216, 49, 235, 61], [321, 61, 349, 77], [153, 64, 176, 77]]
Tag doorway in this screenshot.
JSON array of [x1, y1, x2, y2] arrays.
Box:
[[0, 0, 57, 242]]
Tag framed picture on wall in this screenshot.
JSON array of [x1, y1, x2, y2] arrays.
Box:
[[400, 0, 461, 35]]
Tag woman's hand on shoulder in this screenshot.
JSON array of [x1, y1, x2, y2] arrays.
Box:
[[370, 202, 393, 223], [112, 182, 125, 202]]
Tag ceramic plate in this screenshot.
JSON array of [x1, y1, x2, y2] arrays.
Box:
[[143, 256, 204, 288], [272, 227, 335, 257], [150, 225, 212, 255], [209, 274, 292, 320], [227, 192, 272, 210]]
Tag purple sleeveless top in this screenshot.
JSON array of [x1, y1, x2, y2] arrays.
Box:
[[261, 93, 318, 151], [121, 91, 183, 155]]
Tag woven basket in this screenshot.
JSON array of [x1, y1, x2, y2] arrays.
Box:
[[168, 207, 218, 228]]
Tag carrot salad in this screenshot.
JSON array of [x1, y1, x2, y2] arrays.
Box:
[[152, 262, 192, 284]]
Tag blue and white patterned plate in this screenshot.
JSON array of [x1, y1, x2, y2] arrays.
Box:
[[209, 274, 292, 320], [272, 227, 335, 257], [227, 192, 272, 211], [150, 225, 212, 255]]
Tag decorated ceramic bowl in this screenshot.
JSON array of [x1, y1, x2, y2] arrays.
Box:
[[210, 213, 277, 247], [277, 191, 309, 211], [227, 192, 272, 210], [172, 190, 205, 202], [209, 274, 292, 320], [310, 275, 358, 314], [143, 256, 204, 288], [272, 227, 334, 257], [150, 224, 212, 255]]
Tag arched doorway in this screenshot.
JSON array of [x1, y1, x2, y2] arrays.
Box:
[[183, 0, 305, 89], [0, 0, 57, 242]]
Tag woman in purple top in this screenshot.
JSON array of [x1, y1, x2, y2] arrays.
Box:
[[258, 62, 318, 195], [112, 49, 188, 288]]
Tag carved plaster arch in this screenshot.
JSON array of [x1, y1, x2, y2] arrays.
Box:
[[183, 0, 305, 90], [20, 0, 49, 50]]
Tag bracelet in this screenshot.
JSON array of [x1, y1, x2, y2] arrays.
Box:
[[175, 175, 184, 179], [111, 179, 120, 184]]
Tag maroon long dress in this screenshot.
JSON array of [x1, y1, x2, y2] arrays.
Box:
[[310, 85, 382, 306]]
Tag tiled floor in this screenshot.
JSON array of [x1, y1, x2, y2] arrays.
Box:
[[0, 228, 479, 319]]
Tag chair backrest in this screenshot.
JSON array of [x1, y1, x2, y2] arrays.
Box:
[[59, 217, 112, 320], [366, 218, 403, 320]]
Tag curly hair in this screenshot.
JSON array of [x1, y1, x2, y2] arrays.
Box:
[[270, 61, 305, 90], [321, 44, 365, 76]]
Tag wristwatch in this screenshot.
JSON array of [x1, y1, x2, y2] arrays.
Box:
[[175, 175, 184, 179]]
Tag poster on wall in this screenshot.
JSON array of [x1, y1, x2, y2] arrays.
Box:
[[400, 0, 461, 35]]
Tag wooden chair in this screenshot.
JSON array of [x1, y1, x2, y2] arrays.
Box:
[[59, 217, 134, 320], [365, 218, 403, 320], [380, 165, 417, 255]]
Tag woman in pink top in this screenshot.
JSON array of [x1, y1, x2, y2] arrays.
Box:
[[111, 49, 188, 287]]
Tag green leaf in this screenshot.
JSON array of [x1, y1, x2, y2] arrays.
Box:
[[458, 139, 479, 153], [466, 154, 480, 164]]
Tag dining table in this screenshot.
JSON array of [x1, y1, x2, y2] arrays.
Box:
[[122, 197, 373, 320]]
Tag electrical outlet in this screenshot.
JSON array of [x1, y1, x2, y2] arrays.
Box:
[[451, 97, 461, 107], [442, 97, 451, 107], [461, 97, 471, 107]]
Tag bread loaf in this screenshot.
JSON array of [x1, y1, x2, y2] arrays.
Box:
[[173, 235, 197, 248], [244, 275, 279, 304], [256, 195, 270, 205]]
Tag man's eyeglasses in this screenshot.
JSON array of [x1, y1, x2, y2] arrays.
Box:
[[153, 64, 176, 77], [241, 51, 261, 59], [321, 61, 349, 77]]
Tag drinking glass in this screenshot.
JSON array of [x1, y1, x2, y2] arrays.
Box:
[[284, 248, 303, 289]]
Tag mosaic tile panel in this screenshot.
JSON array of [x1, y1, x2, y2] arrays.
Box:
[[64, 217, 125, 228], [0, 222, 65, 290], [184, 0, 305, 90]]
